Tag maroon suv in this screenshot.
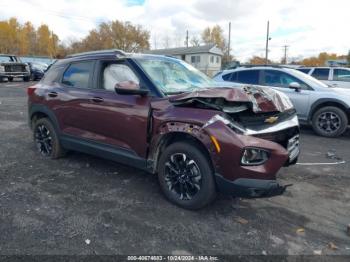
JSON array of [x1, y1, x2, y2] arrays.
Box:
[[28, 50, 300, 209]]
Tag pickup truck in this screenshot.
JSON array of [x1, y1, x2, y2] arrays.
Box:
[[0, 54, 30, 82]]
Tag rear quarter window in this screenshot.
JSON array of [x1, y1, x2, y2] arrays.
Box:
[[297, 68, 311, 74], [41, 66, 64, 84]]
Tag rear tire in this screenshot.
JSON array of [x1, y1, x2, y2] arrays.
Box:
[[311, 106, 348, 137], [33, 118, 65, 159], [157, 142, 216, 209]]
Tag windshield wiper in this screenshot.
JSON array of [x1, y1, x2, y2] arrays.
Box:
[[164, 91, 187, 95]]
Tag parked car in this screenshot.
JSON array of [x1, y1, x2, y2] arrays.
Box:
[[213, 66, 350, 137], [0, 54, 30, 82], [27, 62, 48, 81], [28, 50, 300, 209], [297, 67, 350, 89]]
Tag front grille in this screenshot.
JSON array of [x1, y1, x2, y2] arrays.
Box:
[[5, 65, 26, 72], [253, 126, 299, 148]]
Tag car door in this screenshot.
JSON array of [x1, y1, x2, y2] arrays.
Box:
[[79, 60, 152, 158], [260, 69, 311, 120], [331, 68, 350, 89], [52, 60, 100, 139]]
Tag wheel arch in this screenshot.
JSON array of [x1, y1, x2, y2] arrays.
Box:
[[309, 98, 350, 122], [29, 104, 61, 133], [148, 122, 217, 174]]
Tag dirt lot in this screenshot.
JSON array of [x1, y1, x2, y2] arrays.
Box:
[[0, 81, 349, 256]]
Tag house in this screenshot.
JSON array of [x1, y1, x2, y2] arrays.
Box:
[[147, 44, 224, 77]]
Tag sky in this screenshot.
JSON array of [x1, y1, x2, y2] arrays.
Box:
[[0, 0, 349, 62]]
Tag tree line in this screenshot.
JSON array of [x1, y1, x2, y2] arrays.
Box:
[[248, 52, 349, 66], [0, 18, 150, 58], [0, 18, 59, 57], [0, 17, 348, 67]]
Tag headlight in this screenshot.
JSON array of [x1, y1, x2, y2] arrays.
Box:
[[204, 114, 246, 134], [241, 148, 269, 166], [0, 65, 4, 72], [25, 65, 30, 72]]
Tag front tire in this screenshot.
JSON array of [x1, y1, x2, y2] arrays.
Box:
[[8, 77, 13, 82], [23, 76, 30, 82], [311, 106, 348, 137], [33, 118, 65, 159], [157, 142, 216, 209]]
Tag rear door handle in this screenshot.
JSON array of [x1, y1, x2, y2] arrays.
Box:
[[91, 97, 104, 103], [48, 91, 58, 98]]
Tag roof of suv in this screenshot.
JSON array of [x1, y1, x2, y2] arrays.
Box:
[[55, 49, 174, 66], [220, 66, 293, 74]]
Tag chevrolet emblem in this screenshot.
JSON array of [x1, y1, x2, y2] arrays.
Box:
[[265, 116, 279, 124]]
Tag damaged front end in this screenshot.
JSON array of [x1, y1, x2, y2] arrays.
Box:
[[170, 85, 300, 166], [167, 85, 300, 198]]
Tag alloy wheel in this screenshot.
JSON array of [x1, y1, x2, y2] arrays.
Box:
[[317, 112, 341, 134], [35, 124, 53, 156], [164, 153, 202, 200]]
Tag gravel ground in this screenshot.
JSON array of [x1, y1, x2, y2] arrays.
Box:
[[0, 81, 349, 256]]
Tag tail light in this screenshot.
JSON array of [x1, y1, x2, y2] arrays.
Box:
[[27, 86, 37, 96]]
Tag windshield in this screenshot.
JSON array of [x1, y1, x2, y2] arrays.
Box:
[[0, 56, 16, 63], [136, 56, 219, 94], [285, 68, 329, 88]]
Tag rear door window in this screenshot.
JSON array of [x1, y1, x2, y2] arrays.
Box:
[[311, 68, 330, 80], [62, 61, 94, 88], [333, 69, 350, 82], [236, 70, 259, 84]]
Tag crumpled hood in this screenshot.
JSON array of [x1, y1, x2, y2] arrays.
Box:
[[168, 85, 294, 113]]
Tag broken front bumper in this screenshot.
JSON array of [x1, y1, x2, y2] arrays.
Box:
[[215, 174, 290, 198]]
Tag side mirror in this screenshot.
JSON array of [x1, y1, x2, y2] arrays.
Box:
[[115, 81, 149, 96], [289, 82, 301, 92]]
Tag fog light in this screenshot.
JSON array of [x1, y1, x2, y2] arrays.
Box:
[[241, 148, 269, 166]]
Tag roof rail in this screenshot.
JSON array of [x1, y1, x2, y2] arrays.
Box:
[[66, 49, 127, 58], [240, 64, 283, 68]]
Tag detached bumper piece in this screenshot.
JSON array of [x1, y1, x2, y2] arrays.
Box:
[[215, 174, 291, 198]]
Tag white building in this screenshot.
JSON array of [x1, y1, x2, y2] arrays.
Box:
[[148, 44, 224, 77]]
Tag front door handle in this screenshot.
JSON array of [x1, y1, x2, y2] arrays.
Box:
[[48, 91, 58, 98], [91, 97, 104, 103]]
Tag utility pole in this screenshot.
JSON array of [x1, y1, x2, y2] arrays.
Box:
[[228, 22, 231, 59], [186, 30, 189, 48], [265, 21, 271, 64], [282, 45, 289, 64]]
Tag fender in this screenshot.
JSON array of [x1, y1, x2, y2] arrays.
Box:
[[28, 104, 61, 134], [148, 121, 219, 173]]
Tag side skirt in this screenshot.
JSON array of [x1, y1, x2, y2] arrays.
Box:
[[60, 135, 151, 172]]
